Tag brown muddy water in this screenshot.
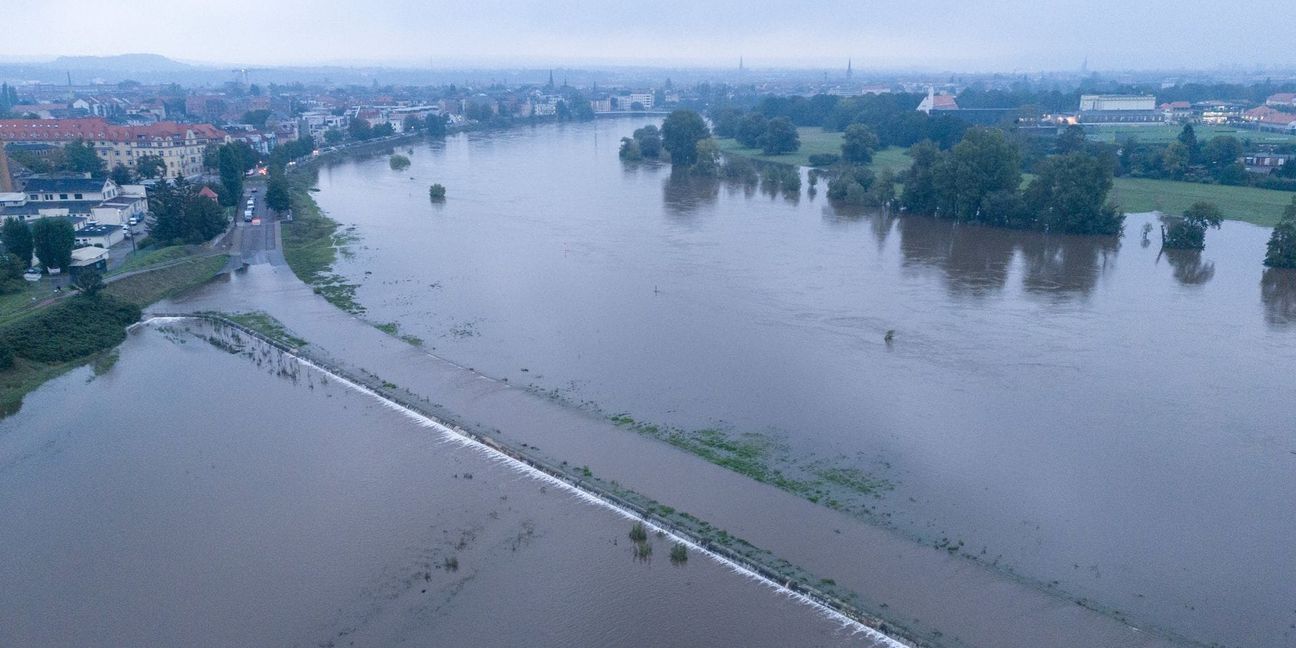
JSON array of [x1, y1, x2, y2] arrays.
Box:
[[0, 322, 873, 647], [301, 119, 1296, 647]]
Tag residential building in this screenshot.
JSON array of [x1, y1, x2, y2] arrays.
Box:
[[1242, 106, 1296, 132], [1159, 101, 1193, 122], [0, 118, 228, 179], [1264, 93, 1296, 108], [0, 174, 146, 227]]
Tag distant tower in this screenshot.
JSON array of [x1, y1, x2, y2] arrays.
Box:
[[0, 149, 14, 193], [847, 58, 853, 79], [547, 69, 554, 89], [1081, 57, 1089, 75], [739, 56, 744, 73]]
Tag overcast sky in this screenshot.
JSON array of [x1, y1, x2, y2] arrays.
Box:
[[7, 0, 1293, 71]]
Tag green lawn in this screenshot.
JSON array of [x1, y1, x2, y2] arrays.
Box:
[[0, 282, 61, 328], [1084, 123, 1296, 145], [1111, 178, 1294, 226], [717, 127, 915, 175], [109, 245, 195, 276], [716, 127, 846, 167], [869, 147, 912, 176]]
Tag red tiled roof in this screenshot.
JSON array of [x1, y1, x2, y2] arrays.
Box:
[[932, 95, 958, 110], [0, 118, 227, 143], [1267, 93, 1296, 104], [1243, 106, 1296, 126]]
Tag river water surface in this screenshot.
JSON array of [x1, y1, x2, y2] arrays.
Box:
[[0, 321, 872, 647], [307, 119, 1296, 647]]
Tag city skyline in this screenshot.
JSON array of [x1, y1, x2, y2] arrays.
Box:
[[7, 0, 1296, 72]]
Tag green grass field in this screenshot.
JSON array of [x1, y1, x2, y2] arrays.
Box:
[[716, 127, 914, 176], [1084, 124, 1296, 145], [1111, 178, 1294, 226], [109, 245, 194, 276], [715, 127, 846, 167]]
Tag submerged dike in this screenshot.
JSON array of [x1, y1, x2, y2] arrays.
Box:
[[149, 313, 911, 647]]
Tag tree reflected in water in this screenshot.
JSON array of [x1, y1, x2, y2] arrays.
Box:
[[1019, 234, 1120, 299], [897, 216, 1019, 297], [1161, 249, 1216, 286], [1261, 268, 1296, 329], [661, 169, 718, 216]]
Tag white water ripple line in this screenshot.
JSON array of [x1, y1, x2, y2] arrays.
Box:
[[145, 317, 908, 648]]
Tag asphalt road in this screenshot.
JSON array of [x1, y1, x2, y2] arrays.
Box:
[[232, 181, 284, 266]]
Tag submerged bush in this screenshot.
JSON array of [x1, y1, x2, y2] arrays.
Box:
[[389, 154, 411, 171], [628, 521, 648, 543], [669, 542, 688, 564], [428, 184, 447, 200], [633, 540, 653, 561]]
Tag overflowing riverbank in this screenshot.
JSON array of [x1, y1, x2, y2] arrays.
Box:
[[0, 254, 227, 417], [292, 119, 1293, 646], [1, 320, 873, 648]]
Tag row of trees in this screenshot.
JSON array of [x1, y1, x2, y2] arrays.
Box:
[[619, 125, 663, 161], [147, 178, 228, 245], [712, 111, 801, 155], [899, 127, 1124, 235], [1, 217, 74, 272], [1116, 124, 1249, 186]]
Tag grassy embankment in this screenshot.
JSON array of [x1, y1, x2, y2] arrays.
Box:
[[723, 126, 1293, 227], [220, 311, 308, 348], [107, 245, 194, 276], [279, 178, 364, 314], [0, 254, 228, 418]]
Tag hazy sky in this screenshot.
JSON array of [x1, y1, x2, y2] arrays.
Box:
[[7, 0, 1293, 71]]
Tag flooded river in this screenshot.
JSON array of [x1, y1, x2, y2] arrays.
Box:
[[0, 321, 871, 647], [303, 119, 1296, 647]]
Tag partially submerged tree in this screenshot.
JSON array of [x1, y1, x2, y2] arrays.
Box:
[[1264, 197, 1296, 269], [661, 110, 710, 168], [1163, 201, 1223, 250], [1025, 151, 1123, 235]]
